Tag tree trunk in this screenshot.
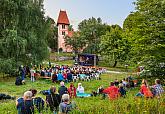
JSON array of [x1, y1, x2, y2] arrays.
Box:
[[113, 61, 117, 67]]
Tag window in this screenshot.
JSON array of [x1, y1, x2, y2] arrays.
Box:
[[62, 31, 65, 35], [62, 24, 65, 29]]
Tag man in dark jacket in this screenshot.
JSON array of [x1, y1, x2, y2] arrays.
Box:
[[46, 86, 61, 113], [58, 81, 68, 98]]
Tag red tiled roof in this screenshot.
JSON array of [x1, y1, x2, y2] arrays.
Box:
[[57, 10, 70, 25]]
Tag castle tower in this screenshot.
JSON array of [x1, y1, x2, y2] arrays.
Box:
[[57, 10, 70, 52]]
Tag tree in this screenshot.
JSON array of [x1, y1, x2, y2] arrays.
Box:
[[45, 17, 58, 51], [78, 17, 107, 54], [123, 0, 165, 76], [100, 25, 128, 67], [64, 32, 86, 54], [0, 0, 49, 74]]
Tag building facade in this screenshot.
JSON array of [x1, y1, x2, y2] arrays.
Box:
[[57, 10, 72, 52]]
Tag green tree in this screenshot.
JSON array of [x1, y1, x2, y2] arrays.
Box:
[[45, 17, 58, 51], [78, 17, 107, 54], [0, 0, 49, 74], [64, 32, 86, 54], [123, 0, 165, 76], [100, 25, 128, 67]]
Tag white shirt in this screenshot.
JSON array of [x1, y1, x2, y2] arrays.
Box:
[[77, 86, 84, 93]]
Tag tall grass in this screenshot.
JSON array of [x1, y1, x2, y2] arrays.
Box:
[[0, 73, 164, 114]]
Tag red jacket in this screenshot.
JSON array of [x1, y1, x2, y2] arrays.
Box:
[[103, 86, 119, 100], [68, 86, 76, 98]]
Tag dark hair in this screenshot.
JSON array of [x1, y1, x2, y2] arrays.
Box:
[[29, 89, 37, 97], [155, 79, 161, 84], [110, 82, 114, 86]]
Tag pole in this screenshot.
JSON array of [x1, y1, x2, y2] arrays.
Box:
[[94, 54, 96, 67]]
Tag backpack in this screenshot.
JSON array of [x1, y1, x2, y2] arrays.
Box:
[[17, 98, 34, 114], [33, 97, 44, 113], [60, 102, 72, 114], [40, 90, 51, 95]]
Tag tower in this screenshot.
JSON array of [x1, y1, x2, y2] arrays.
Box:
[[57, 10, 70, 52]]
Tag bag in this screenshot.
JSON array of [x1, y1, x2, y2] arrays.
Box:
[[33, 97, 44, 113], [17, 98, 34, 114], [15, 76, 22, 85], [151, 87, 156, 97], [40, 90, 50, 95], [60, 102, 72, 113]]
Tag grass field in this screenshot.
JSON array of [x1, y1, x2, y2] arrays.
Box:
[[0, 72, 164, 114]]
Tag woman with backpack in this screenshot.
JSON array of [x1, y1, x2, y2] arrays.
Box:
[[46, 86, 61, 114], [16, 91, 34, 114]]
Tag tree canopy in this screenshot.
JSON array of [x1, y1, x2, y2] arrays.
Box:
[[0, 0, 51, 74]]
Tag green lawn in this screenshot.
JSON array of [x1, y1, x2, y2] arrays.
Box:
[[0, 73, 164, 114]]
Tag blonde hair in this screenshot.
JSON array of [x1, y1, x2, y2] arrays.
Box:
[[119, 83, 123, 87], [62, 94, 70, 102], [78, 83, 82, 87], [24, 91, 32, 99]]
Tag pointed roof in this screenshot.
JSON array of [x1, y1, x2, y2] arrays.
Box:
[[57, 10, 70, 25]]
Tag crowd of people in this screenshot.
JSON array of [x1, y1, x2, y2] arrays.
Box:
[[16, 81, 87, 114], [14, 77, 164, 114], [15, 64, 106, 85], [0, 64, 164, 114]]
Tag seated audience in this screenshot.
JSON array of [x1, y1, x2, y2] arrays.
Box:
[[46, 86, 61, 113], [136, 79, 153, 98], [58, 82, 68, 98], [76, 83, 91, 97], [30, 89, 44, 113], [59, 94, 76, 114], [76, 83, 84, 94], [16, 91, 34, 114], [68, 83, 76, 98], [118, 84, 126, 97], [97, 85, 104, 95], [103, 82, 119, 100], [151, 79, 164, 97]]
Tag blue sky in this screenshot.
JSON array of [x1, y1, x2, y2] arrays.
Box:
[[43, 0, 136, 29]]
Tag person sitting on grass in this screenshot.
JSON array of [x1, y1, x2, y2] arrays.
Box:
[[68, 83, 76, 98], [29, 89, 45, 114], [59, 94, 77, 114], [97, 85, 104, 95], [76, 83, 91, 97], [58, 81, 68, 98], [102, 82, 119, 100], [136, 79, 153, 98], [46, 86, 61, 114], [52, 72, 58, 83], [151, 79, 164, 98], [16, 91, 34, 114], [57, 71, 64, 82], [118, 83, 126, 97]]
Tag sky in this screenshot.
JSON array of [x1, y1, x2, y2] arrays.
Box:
[[43, 0, 136, 30]]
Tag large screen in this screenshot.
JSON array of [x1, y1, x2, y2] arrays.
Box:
[[78, 54, 97, 66]]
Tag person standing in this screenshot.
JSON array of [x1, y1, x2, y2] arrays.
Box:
[[30, 68, 35, 82]]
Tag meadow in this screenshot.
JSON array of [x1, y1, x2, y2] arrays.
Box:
[[0, 72, 164, 114]]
